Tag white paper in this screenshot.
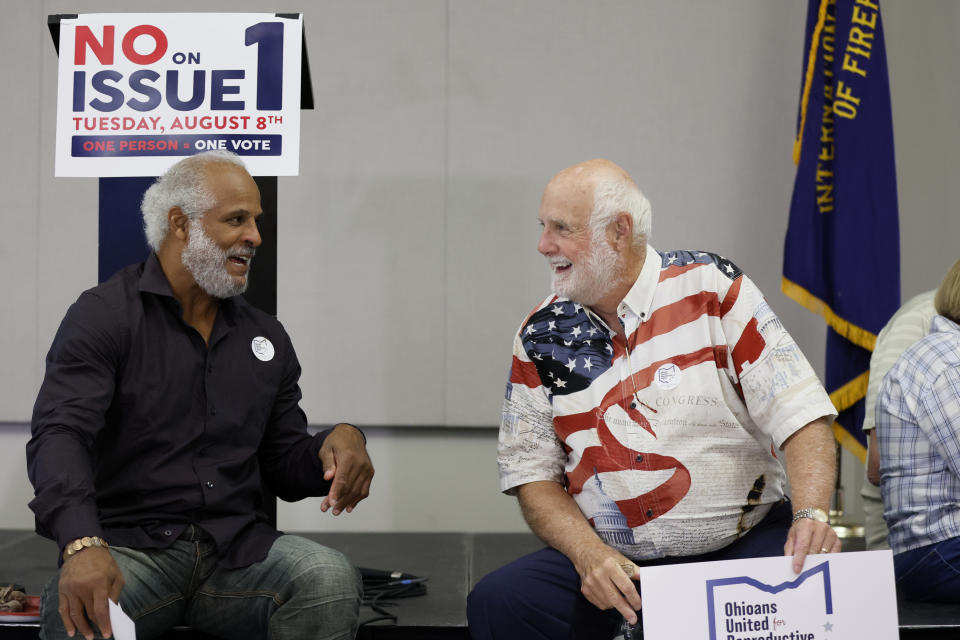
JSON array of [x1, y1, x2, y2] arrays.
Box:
[[639, 550, 898, 640], [108, 599, 136, 640]]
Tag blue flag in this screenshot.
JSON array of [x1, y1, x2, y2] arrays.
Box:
[[783, 0, 900, 461]]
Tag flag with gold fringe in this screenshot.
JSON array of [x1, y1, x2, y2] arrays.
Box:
[[783, 0, 899, 462]]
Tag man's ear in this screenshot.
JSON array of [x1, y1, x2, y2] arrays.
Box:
[[168, 207, 190, 242], [609, 211, 634, 248]]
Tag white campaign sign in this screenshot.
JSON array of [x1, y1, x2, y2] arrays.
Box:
[[639, 550, 898, 640], [55, 13, 302, 177]]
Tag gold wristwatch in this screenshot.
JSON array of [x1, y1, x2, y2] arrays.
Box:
[[62, 536, 109, 562]]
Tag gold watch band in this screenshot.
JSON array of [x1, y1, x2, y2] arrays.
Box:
[[62, 536, 109, 562]]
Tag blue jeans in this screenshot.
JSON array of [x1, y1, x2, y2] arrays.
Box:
[[40, 528, 361, 640], [467, 500, 793, 640], [894, 537, 960, 602]]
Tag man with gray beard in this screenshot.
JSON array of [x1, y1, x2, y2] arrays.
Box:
[[27, 151, 372, 640], [468, 159, 838, 640]]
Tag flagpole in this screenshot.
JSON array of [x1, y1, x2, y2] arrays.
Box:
[[829, 442, 865, 542]]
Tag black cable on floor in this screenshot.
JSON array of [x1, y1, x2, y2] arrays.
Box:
[[359, 578, 429, 627]]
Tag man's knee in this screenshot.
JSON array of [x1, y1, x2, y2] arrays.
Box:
[[300, 547, 361, 602], [39, 572, 64, 639], [468, 563, 522, 620], [276, 536, 361, 605], [266, 538, 360, 639], [467, 570, 503, 639]]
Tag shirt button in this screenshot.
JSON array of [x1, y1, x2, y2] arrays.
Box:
[[206, 481, 215, 489], [207, 366, 213, 373], [164, 529, 173, 536], [630, 402, 637, 409], [210, 408, 216, 416], [636, 454, 643, 463], [646, 508, 654, 518]]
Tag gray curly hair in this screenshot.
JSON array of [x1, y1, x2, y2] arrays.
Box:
[[140, 151, 247, 251]]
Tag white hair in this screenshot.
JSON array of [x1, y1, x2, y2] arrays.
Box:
[[140, 151, 247, 251], [589, 178, 652, 246]]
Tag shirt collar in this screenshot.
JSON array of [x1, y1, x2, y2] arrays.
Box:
[[137, 252, 238, 325], [932, 315, 960, 333], [138, 252, 176, 298], [615, 244, 661, 322]]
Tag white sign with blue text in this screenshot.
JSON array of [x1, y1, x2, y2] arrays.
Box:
[[639, 550, 898, 640], [55, 13, 302, 177]]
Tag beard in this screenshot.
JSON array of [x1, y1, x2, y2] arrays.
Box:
[[181, 222, 254, 299], [550, 238, 623, 307]]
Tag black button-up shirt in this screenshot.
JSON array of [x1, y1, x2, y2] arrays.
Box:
[[27, 254, 334, 568]]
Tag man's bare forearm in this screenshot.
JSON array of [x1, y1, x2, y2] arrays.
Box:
[[781, 416, 841, 572], [782, 417, 836, 512], [517, 481, 610, 570], [516, 480, 644, 620]]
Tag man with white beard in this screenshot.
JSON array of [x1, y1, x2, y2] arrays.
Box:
[[27, 151, 372, 640], [467, 159, 839, 640]]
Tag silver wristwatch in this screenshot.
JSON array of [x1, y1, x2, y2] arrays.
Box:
[[791, 507, 829, 523]]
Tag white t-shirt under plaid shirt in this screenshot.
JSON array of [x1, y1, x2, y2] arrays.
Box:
[[498, 246, 836, 561], [879, 314, 960, 555]]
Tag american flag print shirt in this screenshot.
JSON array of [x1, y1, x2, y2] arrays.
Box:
[[498, 247, 836, 560]]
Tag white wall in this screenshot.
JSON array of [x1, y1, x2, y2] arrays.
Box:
[[2, 0, 959, 533]]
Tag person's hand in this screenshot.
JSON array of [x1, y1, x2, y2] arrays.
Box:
[[57, 546, 124, 639], [784, 517, 841, 573], [573, 543, 643, 625], [318, 423, 374, 515]]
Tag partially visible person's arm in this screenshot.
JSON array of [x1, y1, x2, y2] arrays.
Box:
[[318, 423, 373, 515], [781, 417, 841, 573], [28, 293, 118, 546], [867, 428, 881, 486], [863, 292, 936, 486], [517, 481, 643, 624], [499, 321, 641, 619], [57, 548, 124, 640], [257, 326, 373, 512], [27, 292, 124, 639], [715, 272, 838, 572]]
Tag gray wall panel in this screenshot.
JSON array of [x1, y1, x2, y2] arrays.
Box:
[[3, 0, 959, 531]]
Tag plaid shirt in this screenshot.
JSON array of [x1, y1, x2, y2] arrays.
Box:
[[878, 315, 960, 554]]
